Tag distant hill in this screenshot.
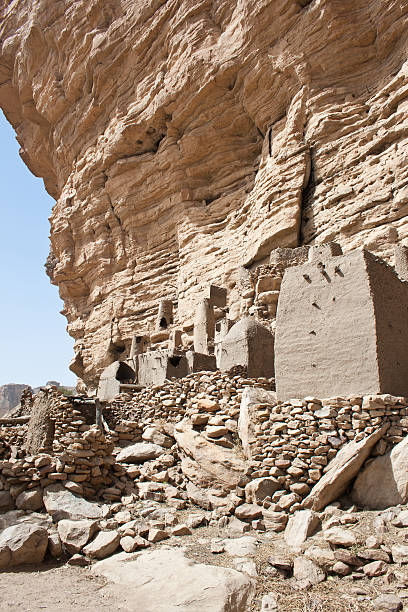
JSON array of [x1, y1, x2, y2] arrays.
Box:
[[0, 383, 32, 416], [0, 381, 76, 416]]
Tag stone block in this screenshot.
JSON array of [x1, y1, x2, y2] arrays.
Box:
[[97, 361, 135, 401], [308, 242, 343, 261], [220, 317, 274, 378], [137, 350, 188, 387], [204, 285, 227, 308], [186, 351, 217, 373], [193, 299, 215, 355], [276, 247, 408, 400]]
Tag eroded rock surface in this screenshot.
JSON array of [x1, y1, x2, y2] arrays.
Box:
[[1, 1, 408, 384], [92, 547, 256, 612]]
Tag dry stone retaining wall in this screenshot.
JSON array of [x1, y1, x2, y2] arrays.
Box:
[[1, 378, 407, 526], [240, 393, 408, 513]]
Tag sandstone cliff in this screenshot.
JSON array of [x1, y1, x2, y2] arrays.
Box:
[[1, 0, 408, 385], [0, 384, 31, 416]]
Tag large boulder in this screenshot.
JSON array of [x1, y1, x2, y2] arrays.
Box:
[[0, 523, 48, 568], [16, 488, 43, 512], [116, 443, 163, 463], [142, 427, 173, 448], [303, 426, 387, 511], [245, 478, 279, 504], [93, 547, 255, 611], [174, 420, 246, 491], [57, 519, 99, 554], [238, 388, 276, 459], [43, 484, 103, 521], [352, 435, 408, 509]]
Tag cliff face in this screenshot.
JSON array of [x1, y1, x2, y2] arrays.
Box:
[[0, 384, 31, 415], [1, 0, 408, 386]]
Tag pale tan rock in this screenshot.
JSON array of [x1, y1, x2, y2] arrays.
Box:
[[293, 557, 325, 586], [235, 504, 263, 521], [303, 427, 387, 511], [0, 523, 48, 568], [3, 1, 408, 386], [352, 436, 408, 509], [245, 478, 279, 505], [323, 527, 357, 548], [83, 531, 120, 560], [92, 548, 255, 611], [284, 510, 319, 549], [174, 420, 246, 491], [57, 519, 98, 554]]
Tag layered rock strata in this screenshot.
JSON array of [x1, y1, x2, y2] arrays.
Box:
[[2, 1, 408, 384]]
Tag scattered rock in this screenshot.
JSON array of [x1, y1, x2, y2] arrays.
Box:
[[174, 420, 246, 490], [372, 594, 403, 611], [333, 549, 362, 567], [391, 544, 408, 564], [142, 427, 173, 448], [262, 509, 287, 532], [211, 540, 225, 554], [148, 529, 169, 543], [293, 557, 326, 586], [232, 557, 257, 577], [48, 532, 62, 558], [284, 510, 319, 549], [228, 517, 251, 534], [83, 531, 120, 560], [171, 524, 191, 536], [244, 478, 279, 504], [304, 546, 335, 571], [323, 527, 357, 548], [392, 510, 408, 527], [116, 443, 164, 463], [15, 489, 43, 512], [235, 504, 263, 521], [363, 560, 387, 577], [260, 592, 279, 611], [332, 561, 351, 576], [223, 536, 257, 557], [57, 519, 98, 554], [67, 553, 89, 567]]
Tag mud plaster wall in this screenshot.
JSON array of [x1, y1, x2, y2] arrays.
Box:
[[275, 250, 380, 401]]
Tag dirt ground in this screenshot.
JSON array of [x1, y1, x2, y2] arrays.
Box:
[[0, 561, 374, 612], [0, 504, 406, 612], [0, 563, 127, 612]]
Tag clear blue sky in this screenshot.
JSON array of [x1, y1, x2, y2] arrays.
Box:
[[0, 112, 77, 388]]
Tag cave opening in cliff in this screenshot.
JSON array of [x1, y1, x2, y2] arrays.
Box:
[[169, 356, 182, 367], [115, 362, 135, 384], [159, 317, 168, 329]]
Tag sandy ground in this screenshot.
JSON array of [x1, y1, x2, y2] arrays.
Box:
[[0, 555, 376, 612], [0, 563, 126, 612], [0, 505, 405, 612]]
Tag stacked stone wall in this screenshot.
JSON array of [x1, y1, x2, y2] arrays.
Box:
[[239, 394, 408, 514], [107, 370, 274, 425]]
